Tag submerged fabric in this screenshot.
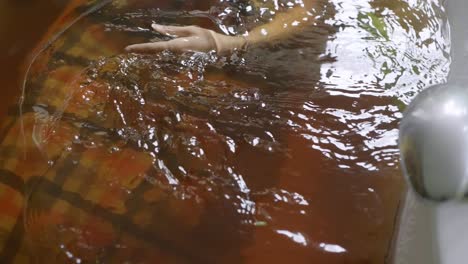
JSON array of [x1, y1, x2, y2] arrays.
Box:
[[0, 0, 453, 262], [0, 0, 401, 263], [0, 1, 256, 263], [0, 1, 333, 263]]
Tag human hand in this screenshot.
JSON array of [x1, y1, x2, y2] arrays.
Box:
[[125, 24, 247, 55]]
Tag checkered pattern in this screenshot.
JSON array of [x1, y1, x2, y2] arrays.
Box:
[[0, 1, 249, 263]]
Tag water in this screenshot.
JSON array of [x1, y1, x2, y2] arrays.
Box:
[[0, 0, 449, 263], [0, 0, 68, 118]]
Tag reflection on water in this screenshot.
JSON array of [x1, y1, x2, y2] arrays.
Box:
[[0, 0, 449, 263]]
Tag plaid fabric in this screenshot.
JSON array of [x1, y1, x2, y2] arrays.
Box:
[[0, 1, 255, 263]]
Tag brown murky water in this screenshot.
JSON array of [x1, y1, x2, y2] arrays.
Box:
[[0, 0, 449, 263], [0, 0, 69, 118]]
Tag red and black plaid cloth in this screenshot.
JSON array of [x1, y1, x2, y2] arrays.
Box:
[[0, 0, 368, 263], [0, 1, 259, 263]]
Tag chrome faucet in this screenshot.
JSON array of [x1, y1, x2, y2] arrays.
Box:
[[399, 0, 468, 201], [393, 2, 468, 263]]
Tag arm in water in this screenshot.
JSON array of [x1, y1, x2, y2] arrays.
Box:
[[125, 0, 322, 54]]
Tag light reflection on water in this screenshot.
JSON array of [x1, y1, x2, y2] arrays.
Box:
[[317, 0, 449, 171], [0, 0, 450, 263]]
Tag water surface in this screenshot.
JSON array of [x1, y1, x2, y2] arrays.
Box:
[[0, 0, 450, 263]]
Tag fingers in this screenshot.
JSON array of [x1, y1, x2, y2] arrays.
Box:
[[125, 24, 204, 54], [151, 24, 197, 37], [124, 41, 170, 54], [125, 38, 193, 54]]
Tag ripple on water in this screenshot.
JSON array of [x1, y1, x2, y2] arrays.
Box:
[[12, 0, 450, 263]]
